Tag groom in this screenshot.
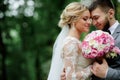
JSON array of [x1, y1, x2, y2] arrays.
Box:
[[61, 0, 120, 80], [89, 0, 120, 80]]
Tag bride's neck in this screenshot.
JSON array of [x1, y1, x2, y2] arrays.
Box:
[[68, 28, 81, 39]]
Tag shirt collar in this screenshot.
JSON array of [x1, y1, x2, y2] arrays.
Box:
[[109, 20, 119, 34]]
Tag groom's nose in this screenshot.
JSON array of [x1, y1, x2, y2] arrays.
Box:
[[92, 20, 97, 26]]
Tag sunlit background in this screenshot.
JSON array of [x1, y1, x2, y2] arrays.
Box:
[[0, 0, 120, 80]]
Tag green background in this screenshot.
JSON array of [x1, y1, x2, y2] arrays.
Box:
[[0, 0, 119, 80]]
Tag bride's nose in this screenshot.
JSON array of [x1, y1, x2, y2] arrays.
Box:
[[87, 18, 92, 24]]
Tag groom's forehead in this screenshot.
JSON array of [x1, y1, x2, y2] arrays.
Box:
[[90, 7, 104, 16]]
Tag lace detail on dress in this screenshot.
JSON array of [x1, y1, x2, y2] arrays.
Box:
[[62, 36, 93, 80]]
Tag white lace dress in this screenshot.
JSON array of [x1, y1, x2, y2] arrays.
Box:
[[62, 36, 93, 80]]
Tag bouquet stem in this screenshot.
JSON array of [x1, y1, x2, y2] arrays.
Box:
[[95, 57, 104, 64]]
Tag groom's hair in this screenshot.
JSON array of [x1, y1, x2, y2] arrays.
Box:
[[89, 0, 115, 13]]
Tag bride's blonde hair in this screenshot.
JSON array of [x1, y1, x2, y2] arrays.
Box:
[[58, 2, 88, 28]]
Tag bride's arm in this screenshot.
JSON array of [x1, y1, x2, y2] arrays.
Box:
[[63, 41, 92, 80]]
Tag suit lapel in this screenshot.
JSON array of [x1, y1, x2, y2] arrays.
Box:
[[112, 24, 120, 40]]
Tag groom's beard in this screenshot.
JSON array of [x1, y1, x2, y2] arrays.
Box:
[[102, 21, 110, 32]]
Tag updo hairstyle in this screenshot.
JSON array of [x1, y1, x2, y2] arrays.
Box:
[[58, 2, 88, 28]]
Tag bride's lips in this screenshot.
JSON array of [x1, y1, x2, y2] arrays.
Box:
[[95, 23, 101, 27], [86, 24, 90, 28]]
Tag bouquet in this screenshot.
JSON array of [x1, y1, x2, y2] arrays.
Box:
[[82, 30, 120, 59]]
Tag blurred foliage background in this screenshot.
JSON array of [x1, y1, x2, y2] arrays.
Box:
[[0, 0, 119, 80]]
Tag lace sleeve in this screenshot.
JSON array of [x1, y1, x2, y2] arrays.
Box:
[[62, 40, 92, 80]]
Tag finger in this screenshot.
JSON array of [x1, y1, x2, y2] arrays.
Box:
[[61, 76, 66, 80], [91, 65, 96, 72], [63, 68, 66, 72], [93, 61, 99, 67], [90, 66, 93, 71], [102, 58, 107, 64], [61, 72, 65, 77], [93, 62, 96, 65], [92, 63, 98, 72], [90, 66, 96, 75], [61, 73, 66, 80]]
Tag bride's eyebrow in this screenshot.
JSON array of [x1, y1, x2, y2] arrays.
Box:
[[82, 15, 90, 18]]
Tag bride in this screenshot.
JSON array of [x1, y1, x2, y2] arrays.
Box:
[[48, 2, 93, 80]]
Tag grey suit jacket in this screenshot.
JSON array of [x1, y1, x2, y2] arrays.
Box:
[[106, 24, 120, 80], [92, 24, 120, 80]]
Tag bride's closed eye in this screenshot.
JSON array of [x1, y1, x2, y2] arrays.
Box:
[[83, 17, 90, 21], [83, 18, 88, 21]]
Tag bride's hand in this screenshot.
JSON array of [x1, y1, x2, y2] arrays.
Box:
[[61, 68, 66, 80]]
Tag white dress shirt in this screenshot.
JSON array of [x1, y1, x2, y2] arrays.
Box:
[[109, 20, 119, 34]]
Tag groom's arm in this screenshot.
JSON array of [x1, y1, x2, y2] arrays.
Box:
[[106, 67, 120, 80], [91, 58, 120, 80]]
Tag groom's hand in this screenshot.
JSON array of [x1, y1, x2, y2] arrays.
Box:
[[91, 58, 108, 78], [61, 68, 66, 80]]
